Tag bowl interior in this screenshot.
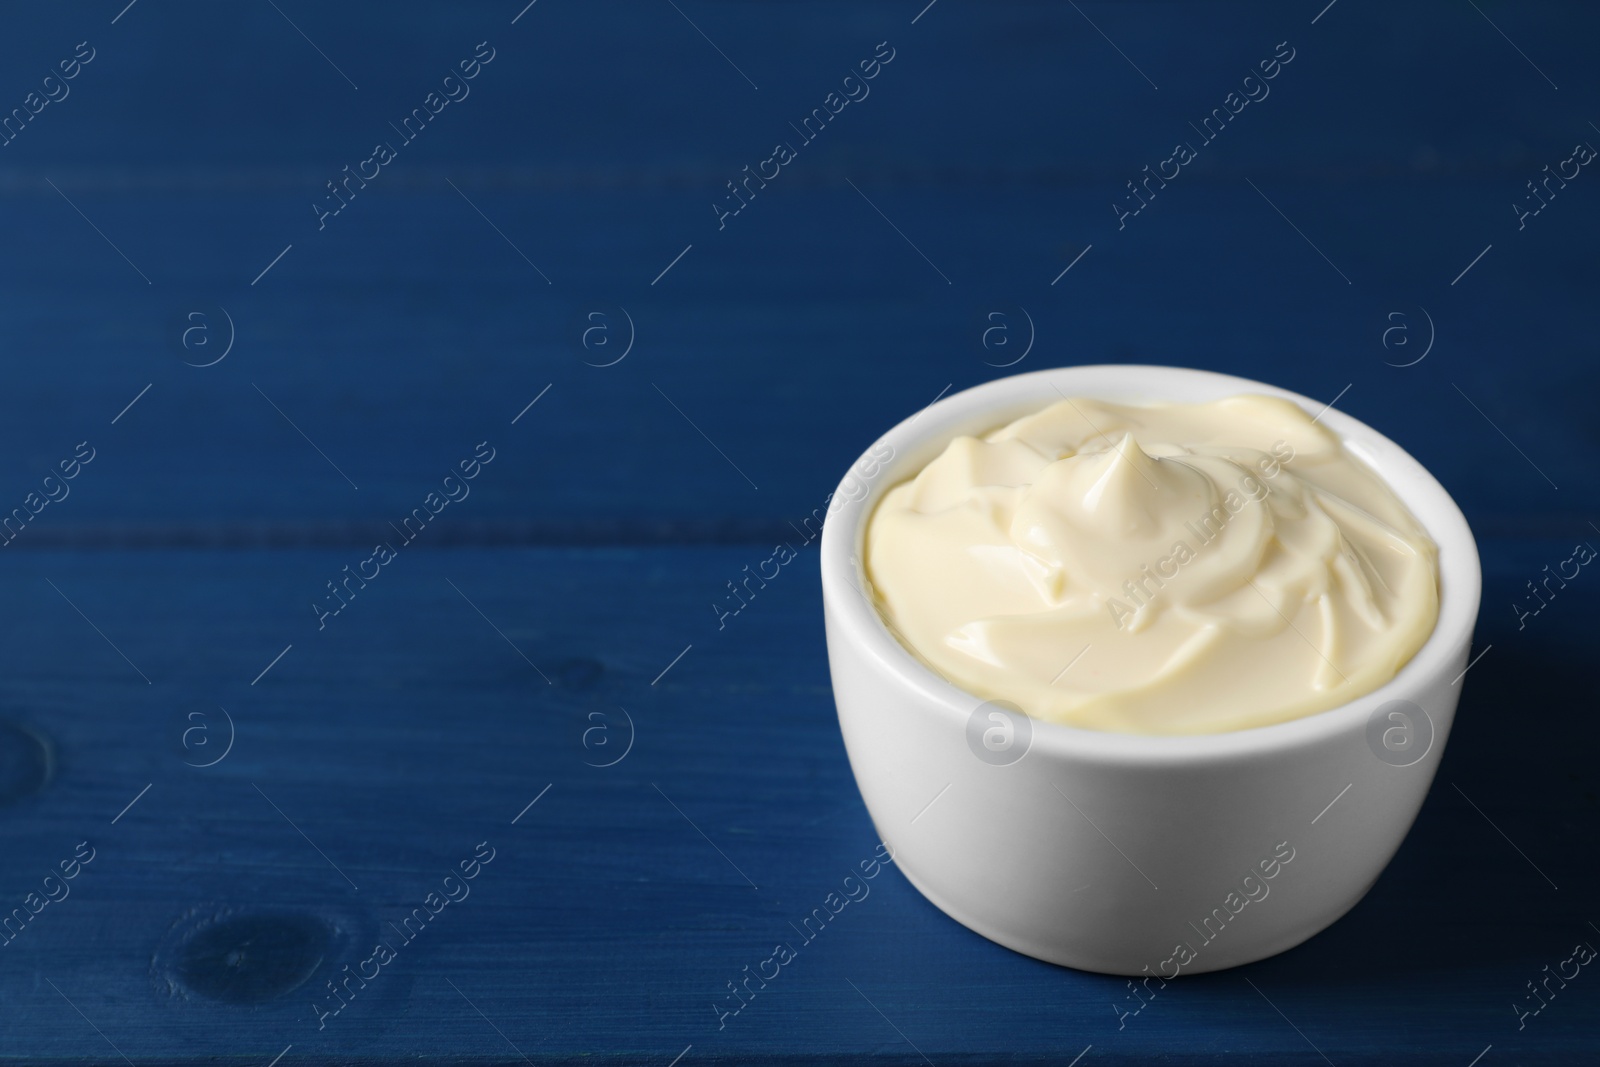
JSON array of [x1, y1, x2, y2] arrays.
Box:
[[822, 364, 1483, 764]]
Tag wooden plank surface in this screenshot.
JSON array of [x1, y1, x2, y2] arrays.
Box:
[[0, 1, 1595, 1063], [0, 543, 1592, 1064]]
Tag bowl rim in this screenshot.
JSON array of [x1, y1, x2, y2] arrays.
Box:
[[819, 364, 1483, 765]]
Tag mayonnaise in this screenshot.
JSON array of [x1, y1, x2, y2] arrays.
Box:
[[865, 394, 1440, 734]]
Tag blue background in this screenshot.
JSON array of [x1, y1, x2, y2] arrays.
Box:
[[0, 1, 1595, 1063]]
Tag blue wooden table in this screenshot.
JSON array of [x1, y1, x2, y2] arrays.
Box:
[[0, 1, 1595, 1063]]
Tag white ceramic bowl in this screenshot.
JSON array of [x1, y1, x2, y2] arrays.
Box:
[[820, 365, 1480, 976]]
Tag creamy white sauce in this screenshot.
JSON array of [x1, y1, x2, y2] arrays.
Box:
[[865, 394, 1440, 734]]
